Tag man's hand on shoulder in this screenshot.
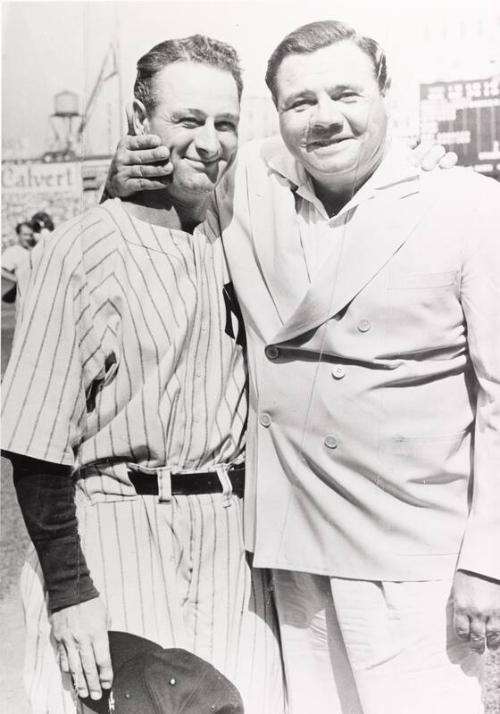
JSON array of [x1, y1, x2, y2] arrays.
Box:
[[50, 596, 112, 700], [105, 134, 173, 199], [410, 142, 458, 171], [452, 569, 500, 653]]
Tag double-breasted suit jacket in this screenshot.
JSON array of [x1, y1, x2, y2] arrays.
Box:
[[212, 137, 500, 581]]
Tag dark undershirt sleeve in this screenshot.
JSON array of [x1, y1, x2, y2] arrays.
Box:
[[6, 453, 99, 613]]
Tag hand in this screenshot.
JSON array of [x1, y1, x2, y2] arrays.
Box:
[[452, 570, 500, 653], [410, 141, 458, 171], [105, 134, 173, 198], [50, 597, 112, 700], [105, 104, 173, 199]]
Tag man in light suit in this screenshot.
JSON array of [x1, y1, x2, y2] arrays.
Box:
[[210, 20, 500, 714], [105, 20, 499, 713]]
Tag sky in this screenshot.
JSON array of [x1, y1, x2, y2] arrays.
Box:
[[2, 0, 500, 157]]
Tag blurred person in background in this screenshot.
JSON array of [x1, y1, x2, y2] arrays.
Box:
[[2, 221, 37, 303], [30, 210, 55, 239]]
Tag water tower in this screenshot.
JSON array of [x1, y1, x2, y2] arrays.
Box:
[[42, 42, 121, 161], [46, 90, 81, 161]]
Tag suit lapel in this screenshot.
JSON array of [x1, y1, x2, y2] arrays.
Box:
[[247, 162, 310, 325], [272, 178, 426, 345]]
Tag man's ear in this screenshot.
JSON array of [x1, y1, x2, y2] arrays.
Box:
[[131, 99, 149, 136], [383, 91, 392, 120], [125, 104, 135, 135]]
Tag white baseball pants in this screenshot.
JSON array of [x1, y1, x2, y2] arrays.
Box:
[[20, 493, 285, 714]]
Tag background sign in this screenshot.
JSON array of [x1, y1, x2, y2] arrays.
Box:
[[2, 161, 82, 194], [420, 75, 500, 179]]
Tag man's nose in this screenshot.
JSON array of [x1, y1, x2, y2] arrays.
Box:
[[311, 97, 344, 130], [194, 121, 220, 157]]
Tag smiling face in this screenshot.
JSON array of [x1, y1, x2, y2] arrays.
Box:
[[140, 61, 240, 200], [275, 40, 388, 193]]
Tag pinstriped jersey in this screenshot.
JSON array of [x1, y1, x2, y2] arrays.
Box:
[[2, 198, 247, 502]]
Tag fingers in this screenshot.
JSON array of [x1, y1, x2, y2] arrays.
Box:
[[438, 151, 458, 169], [114, 165, 173, 196], [454, 608, 485, 653], [408, 140, 437, 164], [120, 146, 172, 168], [50, 600, 112, 701], [79, 640, 103, 700], [409, 141, 451, 171], [127, 178, 172, 193], [420, 144, 445, 172], [121, 162, 173, 178], [454, 611, 500, 653], [454, 611, 470, 641], [409, 140, 427, 163], [58, 639, 99, 700], [57, 644, 69, 673], [107, 134, 173, 198], [93, 634, 113, 691], [120, 133, 161, 150], [453, 571, 500, 654], [60, 636, 111, 700], [486, 615, 500, 651], [66, 645, 89, 699], [119, 134, 165, 154], [108, 156, 173, 198], [114, 146, 172, 175], [469, 618, 486, 654], [113, 176, 171, 197]]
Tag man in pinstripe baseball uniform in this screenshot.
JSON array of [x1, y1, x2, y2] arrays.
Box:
[[1, 36, 284, 714]]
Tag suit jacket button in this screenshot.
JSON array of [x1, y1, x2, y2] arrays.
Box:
[[324, 435, 338, 449], [331, 365, 345, 379], [265, 345, 280, 360], [357, 319, 371, 333], [259, 413, 272, 427]]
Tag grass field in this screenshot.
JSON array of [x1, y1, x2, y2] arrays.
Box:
[[1, 291, 499, 712]]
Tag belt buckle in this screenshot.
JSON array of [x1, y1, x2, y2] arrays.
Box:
[[130, 464, 172, 502]]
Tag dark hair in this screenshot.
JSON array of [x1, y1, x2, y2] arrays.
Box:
[[265, 20, 390, 104], [30, 211, 54, 233], [16, 221, 32, 235], [134, 34, 243, 115]]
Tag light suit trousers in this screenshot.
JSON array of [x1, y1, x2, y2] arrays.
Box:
[[273, 571, 484, 714]]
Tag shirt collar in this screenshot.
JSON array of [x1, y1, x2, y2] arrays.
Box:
[[265, 136, 421, 219]]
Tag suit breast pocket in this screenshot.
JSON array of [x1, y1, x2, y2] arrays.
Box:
[[378, 266, 464, 361], [387, 269, 459, 290]]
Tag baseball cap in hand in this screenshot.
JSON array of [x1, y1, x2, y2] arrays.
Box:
[[80, 631, 244, 714]]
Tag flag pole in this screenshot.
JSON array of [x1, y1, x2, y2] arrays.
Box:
[[114, 6, 125, 137]]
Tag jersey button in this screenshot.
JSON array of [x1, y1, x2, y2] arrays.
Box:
[[331, 365, 345, 379], [357, 319, 371, 333], [324, 435, 338, 449], [259, 413, 272, 427], [265, 345, 280, 360]]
